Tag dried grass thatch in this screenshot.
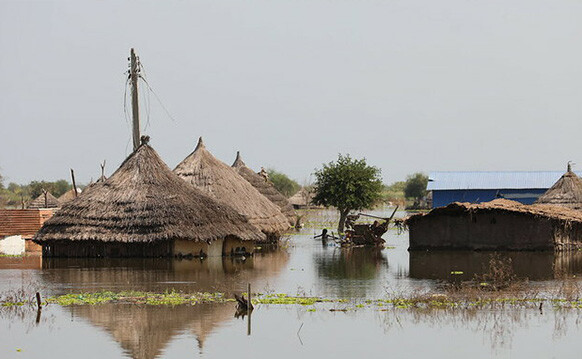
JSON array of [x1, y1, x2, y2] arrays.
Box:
[[409, 198, 582, 225], [34, 139, 264, 244], [232, 151, 296, 225], [288, 187, 317, 208], [174, 138, 290, 238], [57, 188, 82, 205], [28, 192, 60, 209], [535, 164, 582, 209]]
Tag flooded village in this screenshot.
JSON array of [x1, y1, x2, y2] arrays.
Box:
[[4, 1, 582, 358]]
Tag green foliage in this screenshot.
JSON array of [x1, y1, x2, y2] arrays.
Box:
[[404, 173, 428, 200], [0, 179, 73, 208], [28, 180, 70, 198], [267, 169, 300, 198], [312, 154, 383, 232], [383, 181, 406, 205]]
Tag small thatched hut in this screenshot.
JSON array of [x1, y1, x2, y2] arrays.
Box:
[[57, 188, 82, 205], [407, 199, 582, 251], [535, 163, 582, 209], [28, 191, 60, 209], [34, 138, 264, 257], [288, 187, 317, 209], [232, 151, 296, 225], [174, 138, 290, 241]]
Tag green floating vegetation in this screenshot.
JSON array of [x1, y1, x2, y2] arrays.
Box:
[[46, 290, 230, 306], [253, 293, 330, 306], [450, 271, 464, 275], [6, 289, 582, 312]]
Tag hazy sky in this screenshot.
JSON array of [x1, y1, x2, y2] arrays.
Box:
[[2, 0, 582, 185]]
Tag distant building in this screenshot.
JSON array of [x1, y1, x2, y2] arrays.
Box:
[[428, 171, 581, 208]]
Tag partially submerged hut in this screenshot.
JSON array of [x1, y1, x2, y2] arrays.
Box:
[[232, 151, 296, 225], [174, 138, 290, 241], [288, 187, 317, 209], [34, 138, 264, 257], [407, 199, 582, 251], [535, 163, 582, 209], [28, 191, 60, 209]]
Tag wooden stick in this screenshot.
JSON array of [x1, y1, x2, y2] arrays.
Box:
[[70, 169, 78, 197], [36, 292, 42, 308], [247, 283, 252, 336]]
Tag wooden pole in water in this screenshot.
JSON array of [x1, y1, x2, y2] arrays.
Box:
[[247, 283, 252, 336], [130, 48, 140, 151], [70, 169, 78, 197], [35, 292, 42, 309]]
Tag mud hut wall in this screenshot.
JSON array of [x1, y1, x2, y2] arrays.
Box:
[[223, 236, 254, 256], [552, 221, 582, 251], [42, 240, 173, 258], [174, 240, 209, 257], [409, 210, 555, 250]]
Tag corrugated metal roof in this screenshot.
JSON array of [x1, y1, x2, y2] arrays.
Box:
[[427, 171, 581, 190]]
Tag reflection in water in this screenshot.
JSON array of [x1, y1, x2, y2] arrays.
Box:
[[40, 247, 289, 295], [409, 251, 582, 281], [314, 247, 388, 297], [34, 248, 289, 359], [70, 302, 233, 359]]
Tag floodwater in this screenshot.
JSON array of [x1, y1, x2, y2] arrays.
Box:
[[2, 208, 582, 358]]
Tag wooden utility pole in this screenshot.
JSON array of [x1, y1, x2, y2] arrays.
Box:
[[130, 48, 140, 151]]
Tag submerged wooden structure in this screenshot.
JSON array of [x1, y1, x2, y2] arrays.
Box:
[[174, 138, 290, 241], [407, 199, 582, 251], [33, 138, 264, 257], [232, 151, 296, 226]]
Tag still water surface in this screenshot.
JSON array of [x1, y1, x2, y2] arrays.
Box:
[[2, 208, 582, 358]]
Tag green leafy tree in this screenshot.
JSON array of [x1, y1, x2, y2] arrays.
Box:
[[312, 154, 383, 233], [267, 169, 300, 198], [404, 173, 428, 200], [28, 180, 71, 198]]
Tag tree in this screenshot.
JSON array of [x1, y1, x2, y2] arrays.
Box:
[[404, 173, 428, 200], [267, 169, 300, 198], [28, 180, 71, 198], [312, 154, 383, 233]]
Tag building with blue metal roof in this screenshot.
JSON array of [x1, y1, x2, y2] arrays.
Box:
[[428, 171, 579, 208]]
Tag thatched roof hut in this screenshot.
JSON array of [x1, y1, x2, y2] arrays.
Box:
[[232, 151, 296, 225], [34, 138, 264, 256], [535, 163, 582, 209], [28, 192, 60, 209], [407, 199, 582, 251], [57, 188, 82, 205], [288, 187, 317, 209], [174, 138, 290, 240]]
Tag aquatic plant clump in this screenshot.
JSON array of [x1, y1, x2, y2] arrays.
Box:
[[4, 290, 582, 312]]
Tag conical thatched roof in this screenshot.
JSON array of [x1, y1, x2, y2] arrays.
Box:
[[174, 138, 290, 238], [28, 192, 60, 209], [232, 151, 296, 225], [535, 163, 582, 209], [57, 188, 82, 205], [34, 139, 264, 243], [288, 187, 316, 208]]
